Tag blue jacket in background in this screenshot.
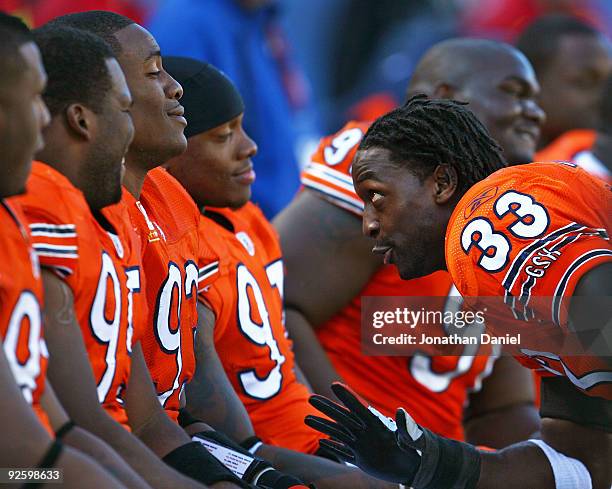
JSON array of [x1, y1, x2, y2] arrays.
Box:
[[149, 0, 302, 218]]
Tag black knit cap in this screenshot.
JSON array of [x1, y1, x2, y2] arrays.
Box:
[[163, 56, 245, 139]]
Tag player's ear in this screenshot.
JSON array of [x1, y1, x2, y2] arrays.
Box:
[[432, 83, 458, 99], [432, 164, 458, 204], [65, 104, 94, 141]]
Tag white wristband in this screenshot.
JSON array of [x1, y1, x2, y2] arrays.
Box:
[[528, 439, 592, 489]]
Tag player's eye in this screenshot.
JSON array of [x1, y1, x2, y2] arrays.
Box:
[[370, 191, 384, 205], [147, 71, 162, 78], [217, 132, 232, 142]]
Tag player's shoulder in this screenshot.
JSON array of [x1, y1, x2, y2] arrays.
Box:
[[310, 120, 371, 174], [22, 161, 87, 215], [302, 120, 371, 216], [207, 202, 280, 262], [16, 162, 86, 246], [446, 161, 611, 297], [455, 161, 609, 221]]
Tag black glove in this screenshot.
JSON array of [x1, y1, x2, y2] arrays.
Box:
[[192, 431, 311, 489], [305, 382, 421, 484], [306, 382, 481, 489], [395, 408, 481, 489]]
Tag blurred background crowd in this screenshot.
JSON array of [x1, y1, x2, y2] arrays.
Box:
[[2, 0, 611, 217]]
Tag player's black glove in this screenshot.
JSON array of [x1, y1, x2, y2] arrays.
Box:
[[193, 430, 312, 489], [305, 382, 420, 484], [306, 383, 481, 489]]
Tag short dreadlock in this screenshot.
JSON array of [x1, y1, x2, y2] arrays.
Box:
[[359, 95, 506, 193]]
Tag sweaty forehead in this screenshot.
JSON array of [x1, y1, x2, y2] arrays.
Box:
[[353, 147, 402, 182], [114, 24, 160, 63]]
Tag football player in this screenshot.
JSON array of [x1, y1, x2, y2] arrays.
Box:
[[18, 21, 242, 489], [0, 12, 133, 488], [52, 11, 309, 489], [164, 56, 319, 454], [306, 97, 611, 489], [516, 14, 612, 154], [162, 56, 410, 489], [275, 38, 544, 447]]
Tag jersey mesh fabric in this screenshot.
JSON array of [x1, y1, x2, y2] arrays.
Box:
[[446, 162, 612, 399]]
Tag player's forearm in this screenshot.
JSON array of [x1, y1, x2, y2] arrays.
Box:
[[478, 442, 555, 488], [81, 410, 208, 489], [465, 402, 541, 448], [284, 307, 342, 399], [62, 426, 152, 489], [187, 303, 255, 442], [256, 443, 395, 489]]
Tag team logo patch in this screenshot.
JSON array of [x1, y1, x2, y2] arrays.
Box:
[[236, 231, 255, 256], [464, 186, 498, 219]]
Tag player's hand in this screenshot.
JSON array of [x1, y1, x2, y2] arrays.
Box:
[[304, 382, 421, 485]]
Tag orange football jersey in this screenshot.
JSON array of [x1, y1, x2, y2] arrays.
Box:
[[124, 167, 200, 422], [198, 202, 321, 453], [536, 129, 611, 183], [17, 162, 146, 428], [446, 162, 612, 399], [536, 129, 596, 163], [301, 122, 494, 441], [0, 198, 50, 432]]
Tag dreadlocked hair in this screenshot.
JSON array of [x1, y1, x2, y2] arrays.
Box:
[[359, 95, 507, 193]]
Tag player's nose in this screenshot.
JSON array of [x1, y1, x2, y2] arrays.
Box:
[[363, 208, 380, 239], [523, 98, 546, 126]]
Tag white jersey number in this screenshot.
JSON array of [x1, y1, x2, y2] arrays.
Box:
[[324, 127, 363, 166], [3, 291, 44, 404], [90, 252, 141, 403], [236, 264, 286, 400], [155, 261, 198, 406], [461, 191, 550, 273]]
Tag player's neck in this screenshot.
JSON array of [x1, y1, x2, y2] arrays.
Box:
[[122, 163, 148, 199]]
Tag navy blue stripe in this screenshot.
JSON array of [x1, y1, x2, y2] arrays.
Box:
[[502, 223, 583, 290], [33, 246, 77, 255]]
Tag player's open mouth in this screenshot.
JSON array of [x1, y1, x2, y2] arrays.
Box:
[[372, 244, 394, 264], [232, 164, 256, 185]]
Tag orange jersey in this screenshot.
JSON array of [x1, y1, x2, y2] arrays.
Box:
[[536, 129, 596, 162], [536, 129, 611, 183], [16, 162, 146, 427], [0, 199, 50, 432], [301, 122, 494, 441], [124, 167, 200, 421], [198, 202, 320, 453], [446, 162, 612, 399]]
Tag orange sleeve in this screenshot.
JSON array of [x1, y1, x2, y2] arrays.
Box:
[[300, 121, 370, 216], [17, 177, 80, 289]]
